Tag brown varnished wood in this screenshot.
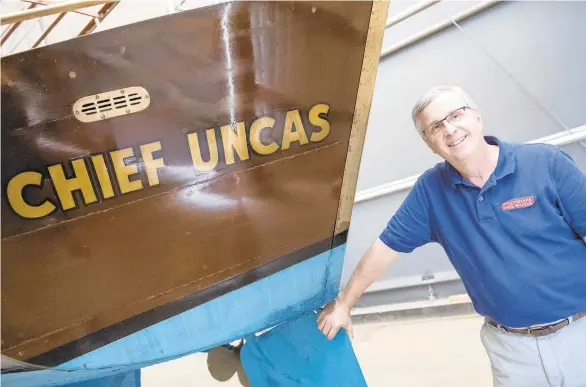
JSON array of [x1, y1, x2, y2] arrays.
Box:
[[2, 1, 370, 237], [2, 142, 348, 360], [1, 1, 373, 361]]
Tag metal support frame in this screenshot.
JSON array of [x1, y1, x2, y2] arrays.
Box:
[[0, 0, 119, 25], [365, 270, 461, 293], [352, 294, 471, 316], [21, 0, 100, 18], [386, 0, 440, 29], [78, 1, 118, 36], [1, 3, 36, 45], [1, 0, 120, 54], [381, 0, 502, 58], [31, 12, 65, 48]]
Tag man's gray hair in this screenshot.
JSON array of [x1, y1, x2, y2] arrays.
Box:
[[411, 85, 478, 132]]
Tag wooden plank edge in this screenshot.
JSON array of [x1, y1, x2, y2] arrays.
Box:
[[335, 0, 389, 235]]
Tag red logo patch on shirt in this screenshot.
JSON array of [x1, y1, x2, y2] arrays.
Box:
[[501, 196, 536, 211]]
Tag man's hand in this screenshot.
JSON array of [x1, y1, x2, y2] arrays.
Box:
[[317, 298, 353, 340], [316, 239, 399, 341]]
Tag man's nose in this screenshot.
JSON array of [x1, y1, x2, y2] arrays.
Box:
[[443, 122, 457, 135]]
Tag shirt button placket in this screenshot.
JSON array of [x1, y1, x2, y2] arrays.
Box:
[[477, 193, 493, 222]]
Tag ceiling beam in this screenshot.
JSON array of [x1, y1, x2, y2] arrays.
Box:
[[32, 12, 65, 48], [1, 0, 119, 25], [78, 1, 118, 36], [1, 3, 36, 45], [21, 0, 100, 18]]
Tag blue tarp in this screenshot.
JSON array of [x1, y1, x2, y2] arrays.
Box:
[[241, 312, 367, 387], [62, 370, 140, 387]]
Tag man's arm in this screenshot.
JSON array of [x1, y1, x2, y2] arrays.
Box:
[[317, 239, 399, 340], [317, 177, 434, 339], [551, 148, 586, 239]]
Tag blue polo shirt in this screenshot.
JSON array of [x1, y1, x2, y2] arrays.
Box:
[[379, 136, 586, 328]]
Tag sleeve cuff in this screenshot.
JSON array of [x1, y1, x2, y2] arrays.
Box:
[[378, 234, 415, 254]]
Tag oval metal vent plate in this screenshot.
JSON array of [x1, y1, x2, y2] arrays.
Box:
[[73, 86, 150, 123]]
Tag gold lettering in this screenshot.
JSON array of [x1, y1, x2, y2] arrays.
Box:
[[250, 117, 279, 155], [91, 155, 115, 199], [309, 104, 331, 142], [110, 148, 143, 194], [7, 171, 56, 219], [221, 122, 250, 165], [140, 141, 165, 186], [281, 109, 309, 150], [188, 129, 219, 172], [48, 160, 97, 210]]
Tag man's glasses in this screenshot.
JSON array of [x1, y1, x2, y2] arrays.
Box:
[[421, 106, 471, 138]]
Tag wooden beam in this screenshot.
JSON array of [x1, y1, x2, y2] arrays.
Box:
[[78, 1, 118, 36], [21, 0, 100, 18], [335, 0, 390, 234], [1, 0, 119, 25], [1, 3, 36, 45]]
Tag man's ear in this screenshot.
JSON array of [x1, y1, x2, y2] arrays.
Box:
[[477, 112, 484, 133]]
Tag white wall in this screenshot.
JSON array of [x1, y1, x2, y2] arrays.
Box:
[[342, 1, 586, 304]]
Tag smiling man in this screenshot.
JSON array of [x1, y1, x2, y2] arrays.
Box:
[[318, 85, 586, 386]]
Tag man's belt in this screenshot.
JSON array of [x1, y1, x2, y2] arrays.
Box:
[[486, 310, 586, 337]]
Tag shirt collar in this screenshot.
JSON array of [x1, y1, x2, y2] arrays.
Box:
[[444, 135, 516, 187]]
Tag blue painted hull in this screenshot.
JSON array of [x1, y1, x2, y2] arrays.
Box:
[[2, 245, 346, 387]]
